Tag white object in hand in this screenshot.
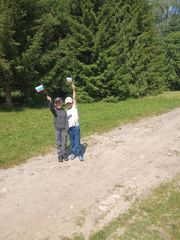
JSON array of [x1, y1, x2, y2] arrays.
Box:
[[66, 77, 72, 82]]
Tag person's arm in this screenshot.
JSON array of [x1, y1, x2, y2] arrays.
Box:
[[72, 82, 77, 106], [47, 95, 55, 115]]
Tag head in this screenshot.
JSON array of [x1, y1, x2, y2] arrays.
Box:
[[54, 97, 63, 109], [65, 96, 73, 109]]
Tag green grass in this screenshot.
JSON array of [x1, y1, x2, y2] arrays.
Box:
[[72, 175, 180, 240], [79, 91, 180, 137], [0, 91, 180, 168]]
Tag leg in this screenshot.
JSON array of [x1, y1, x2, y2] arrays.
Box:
[[60, 130, 67, 160], [74, 126, 83, 159], [68, 127, 76, 155], [55, 130, 63, 161]]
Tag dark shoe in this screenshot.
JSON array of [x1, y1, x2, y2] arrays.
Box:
[[63, 156, 68, 161], [58, 156, 63, 162]]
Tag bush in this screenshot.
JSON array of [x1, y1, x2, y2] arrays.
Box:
[[76, 90, 94, 103], [102, 96, 119, 103]]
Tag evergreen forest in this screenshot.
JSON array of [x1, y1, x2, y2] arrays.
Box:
[[0, 0, 180, 106]]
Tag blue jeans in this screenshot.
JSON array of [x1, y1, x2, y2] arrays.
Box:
[[68, 125, 82, 156]]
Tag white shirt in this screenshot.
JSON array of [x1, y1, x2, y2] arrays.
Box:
[[66, 103, 79, 128]]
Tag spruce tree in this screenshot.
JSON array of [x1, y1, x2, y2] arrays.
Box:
[[151, 0, 180, 90], [0, 0, 43, 106], [32, 0, 98, 102], [94, 0, 168, 100]]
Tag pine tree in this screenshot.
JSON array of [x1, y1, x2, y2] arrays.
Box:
[[151, 0, 180, 90], [93, 0, 168, 100], [0, 0, 18, 106], [164, 12, 180, 90], [90, 0, 119, 100], [31, 0, 98, 102], [0, 0, 43, 106]]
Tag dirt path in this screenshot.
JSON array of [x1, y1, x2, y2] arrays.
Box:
[[0, 109, 180, 240]]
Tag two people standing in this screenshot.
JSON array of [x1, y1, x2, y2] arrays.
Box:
[[47, 81, 84, 162]]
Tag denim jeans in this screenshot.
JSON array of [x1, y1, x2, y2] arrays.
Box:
[[68, 125, 82, 156], [55, 129, 67, 158]]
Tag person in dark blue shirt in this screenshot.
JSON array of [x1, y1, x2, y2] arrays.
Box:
[[47, 96, 69, 162]]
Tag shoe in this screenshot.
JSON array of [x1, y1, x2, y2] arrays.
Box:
[[58, 156, 63, 162], [78, 155, 84, 161], [63, 156, 68, 161], [68, 154, 75, 160]]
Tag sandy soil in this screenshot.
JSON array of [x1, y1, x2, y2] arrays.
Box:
[[0, 109, 180, 240]]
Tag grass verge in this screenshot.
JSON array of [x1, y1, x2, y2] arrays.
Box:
[[0, 91, 180, 168], [71, 175, 180, 240]]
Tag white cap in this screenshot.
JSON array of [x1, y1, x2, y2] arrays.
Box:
[[65, 96, 73, 104]]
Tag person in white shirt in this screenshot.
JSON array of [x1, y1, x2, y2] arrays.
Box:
[[65, 82, 83, 161]]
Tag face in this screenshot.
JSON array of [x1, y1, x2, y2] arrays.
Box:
[[66, 102, 73, 109], [55, 101, 62, 109]]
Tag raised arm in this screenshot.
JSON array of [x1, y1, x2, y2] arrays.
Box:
[[47, 95, 56, 115], [47, 95, 52, 102], [72, 82, 77, 106]]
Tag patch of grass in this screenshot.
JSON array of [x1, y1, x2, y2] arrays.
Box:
[[72, 234, 86, 240], [0, 107, 54, 167], [79, 91, 180, 137], [0, 91, 180, 168], [117, 179, 180, 240], [83, 175, 180, 240]]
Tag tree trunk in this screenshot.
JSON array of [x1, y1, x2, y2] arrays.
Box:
[[5, 84, 12, 107]]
